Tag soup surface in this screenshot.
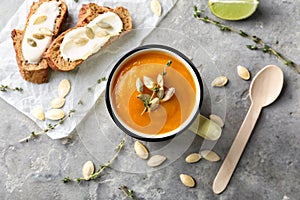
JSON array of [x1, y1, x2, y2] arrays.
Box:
[[111, 50, 196, 135]]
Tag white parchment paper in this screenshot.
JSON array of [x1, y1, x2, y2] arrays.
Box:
[[0, 0, 177, 139]]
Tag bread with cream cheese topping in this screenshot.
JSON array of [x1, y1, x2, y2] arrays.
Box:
[[45, 3, 132, 71], [11, 0, 68, 84]]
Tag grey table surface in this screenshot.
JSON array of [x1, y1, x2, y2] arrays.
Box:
[[0, 0, 299, 199]]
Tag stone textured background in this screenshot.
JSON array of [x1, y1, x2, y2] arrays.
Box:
[[0, 0, 299, 199]]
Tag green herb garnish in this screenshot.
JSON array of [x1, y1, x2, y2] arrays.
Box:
[[163, 60, 172, 76], [0, 85, 23, 92], [119, 185, 136, 199]]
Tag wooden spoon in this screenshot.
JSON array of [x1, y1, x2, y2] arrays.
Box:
[[212, 65, 284, 194]]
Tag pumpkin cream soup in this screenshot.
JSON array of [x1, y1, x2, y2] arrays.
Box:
[[111, 50, 196, 135]]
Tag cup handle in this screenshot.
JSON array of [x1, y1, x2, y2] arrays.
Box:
[[188, 114, 222, 140]]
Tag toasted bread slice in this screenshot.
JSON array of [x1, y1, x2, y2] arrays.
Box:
[[45, 3, 132, 71], [11, 0, 68, 84]]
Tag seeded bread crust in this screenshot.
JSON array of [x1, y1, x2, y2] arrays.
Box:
[[11, 0, 68, 84], [45, 3, 132, 71]]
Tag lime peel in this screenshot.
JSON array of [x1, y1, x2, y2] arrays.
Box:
[[208, 0, 259, 21], [210, 0, 259, 3]]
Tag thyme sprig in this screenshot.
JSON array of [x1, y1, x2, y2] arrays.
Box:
[[97, 77, 107, 84], [19, 109, 76, 143], [62, 135, 126, 183], [119, 185, 135, 199], [162, 60, 172, 76], [193, 6, 300, 74], [0, 85, 23, 93], [89, 76, 107, 92]]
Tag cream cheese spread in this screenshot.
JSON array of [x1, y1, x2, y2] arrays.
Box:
[[22, 1, 61, 64], [60, 12, 123, 61]]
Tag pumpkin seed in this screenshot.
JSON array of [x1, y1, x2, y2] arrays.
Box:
[[143, 76, 155, 90], [74, 38, 89, 46], [157, 87, 164, 99], [211, 76, 228, 87], [150, 0, 162, 17], [200, 150, 220, 162], [157, 74, 164, 88], [39, 27, 53, 36], [82, 161, 94, 180], [27, 38, 37, 47], [147, 155, 167, 167], [96, 21, 112, 29], [162, 87, 175, 102], [45, 109, 65, 120], [33, 15, 47, 25], [185, 153, 201, 163], [209, 114, 224, 128], [95, 29, 109, 37], [136, 78, 143, 93], [237, 65, 251, 80], [134, 141, 149, 159], [58, 79, 71, 98], [85, 27, 95, 39], [149, 97, 160, 111], [50, 97, 66, 109], [180, 174, 195, 188], [32, 33, 45, 40], [157, 74, 164, 99], [32, 107, 45, 121]]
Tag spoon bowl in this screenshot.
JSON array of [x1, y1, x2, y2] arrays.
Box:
[[250, 65, 284, 107]]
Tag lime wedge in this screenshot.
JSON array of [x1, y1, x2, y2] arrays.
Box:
[[208, 0, 259, 20], [188, 115, 222, 141]]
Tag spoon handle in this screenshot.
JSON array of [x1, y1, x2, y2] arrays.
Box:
[[212, 103, 262, 194]]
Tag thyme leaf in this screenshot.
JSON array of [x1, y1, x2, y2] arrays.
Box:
[[119, 185, 135, 199], [62, 177, 71, 183]]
